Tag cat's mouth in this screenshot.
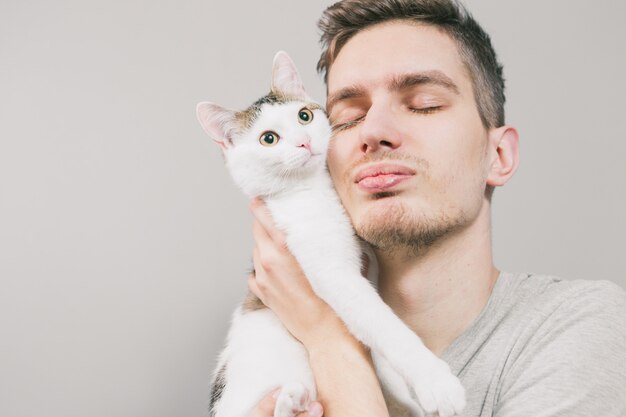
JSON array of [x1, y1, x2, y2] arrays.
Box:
[[304, 153, 323, 165], [288, 152, 323, 169]]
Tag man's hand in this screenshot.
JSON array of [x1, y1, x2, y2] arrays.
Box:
[[248, 197, 342, 348], [248, 388, 324, 417]]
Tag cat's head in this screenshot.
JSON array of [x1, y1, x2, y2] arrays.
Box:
[[196, 51, 332, 198]]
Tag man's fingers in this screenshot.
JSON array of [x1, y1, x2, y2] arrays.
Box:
[[252, 220, 285, 275], [252, 218, 273, 248], [247, 387, 281, 417], [250, 198, 287, 246], [249, 248, 266, 299], [247, 272, 262, 300]]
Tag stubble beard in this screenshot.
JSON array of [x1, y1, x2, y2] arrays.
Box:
[[354, 196, 470, 255]]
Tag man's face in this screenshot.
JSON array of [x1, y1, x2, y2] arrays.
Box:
[[326, 21, 491, 250]]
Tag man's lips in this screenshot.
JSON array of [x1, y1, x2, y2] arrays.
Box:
[[354, 163, 416, 192]]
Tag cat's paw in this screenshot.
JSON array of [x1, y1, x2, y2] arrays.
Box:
[[409, 359, 466, 417], [273, 382, 311, 417]]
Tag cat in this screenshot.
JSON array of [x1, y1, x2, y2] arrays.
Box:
[[196, 51, 466, 417]]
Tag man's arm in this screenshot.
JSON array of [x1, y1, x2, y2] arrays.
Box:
[[302, 307, 390, 417], [248, 199, 390, 417]]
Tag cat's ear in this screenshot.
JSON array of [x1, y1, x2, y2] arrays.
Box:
[[196, 102, 236, 151], [271, 51, 309, 100]]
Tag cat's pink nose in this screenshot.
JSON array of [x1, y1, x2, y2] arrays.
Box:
[[298, 141, 311, 151]]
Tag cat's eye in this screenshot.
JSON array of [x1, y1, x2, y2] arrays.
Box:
[[259, 131, 280, 146], [298, 108, 314, 125]]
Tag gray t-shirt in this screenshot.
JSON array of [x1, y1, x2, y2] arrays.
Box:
[[438, 271, 626, 417]]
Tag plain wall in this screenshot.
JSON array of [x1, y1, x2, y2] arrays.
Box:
[[1, 1, 624, 416]]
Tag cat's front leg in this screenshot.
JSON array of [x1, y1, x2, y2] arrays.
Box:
[[372, 351, 425, 417], [309, 268, 465, 417]]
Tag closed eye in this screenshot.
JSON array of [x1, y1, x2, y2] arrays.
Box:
[[332, 115, 366, 132], [332, 105, 443, 133], [409, 106, 443, 114]]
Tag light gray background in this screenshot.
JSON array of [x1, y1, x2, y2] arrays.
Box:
[[1, 1, 624, 416]]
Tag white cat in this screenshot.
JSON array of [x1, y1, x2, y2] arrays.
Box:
[[196, 51, 466, 417]]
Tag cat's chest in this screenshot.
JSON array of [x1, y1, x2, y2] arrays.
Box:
[[265, 186, 350, 238]]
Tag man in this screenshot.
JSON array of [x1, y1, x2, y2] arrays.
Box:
[[246, 1, 626, 416]]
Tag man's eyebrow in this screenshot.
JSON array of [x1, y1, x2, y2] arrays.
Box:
[[389, 71, 460, 95], [327, 85, 366, 115]]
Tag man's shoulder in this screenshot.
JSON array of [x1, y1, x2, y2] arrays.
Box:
[[445, 273, 626, 416], [449, 272, 626, 354], [495, 272, 626, 380], [493, 273, 626, 416], [491, 272, 626, 365], [501, 271, 626, 320]]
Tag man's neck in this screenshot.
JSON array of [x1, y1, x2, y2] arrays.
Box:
[[375, 203, 499, 357]]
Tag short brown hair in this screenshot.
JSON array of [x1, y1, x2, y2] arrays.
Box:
[[317, 0, 505, 128]]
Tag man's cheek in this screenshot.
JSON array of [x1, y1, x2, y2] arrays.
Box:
[[326, 145, 344, 185]]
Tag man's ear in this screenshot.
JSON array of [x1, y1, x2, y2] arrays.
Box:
[[196, 102, 236, 152], [486, 125, 520, 187], [271, 51, 309, 100]]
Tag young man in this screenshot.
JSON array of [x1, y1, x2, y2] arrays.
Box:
[[246, 1, 626, 416]]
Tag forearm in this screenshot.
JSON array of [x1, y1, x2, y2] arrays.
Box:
[[304, 312, 390, 417]]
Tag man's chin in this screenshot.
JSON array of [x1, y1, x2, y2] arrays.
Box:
[[354, 199, 467, 251]]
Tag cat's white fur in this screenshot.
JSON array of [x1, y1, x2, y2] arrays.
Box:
[[197, 51, 466, 417]]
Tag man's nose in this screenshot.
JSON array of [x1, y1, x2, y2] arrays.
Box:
[[358, 101, 402, 154]]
